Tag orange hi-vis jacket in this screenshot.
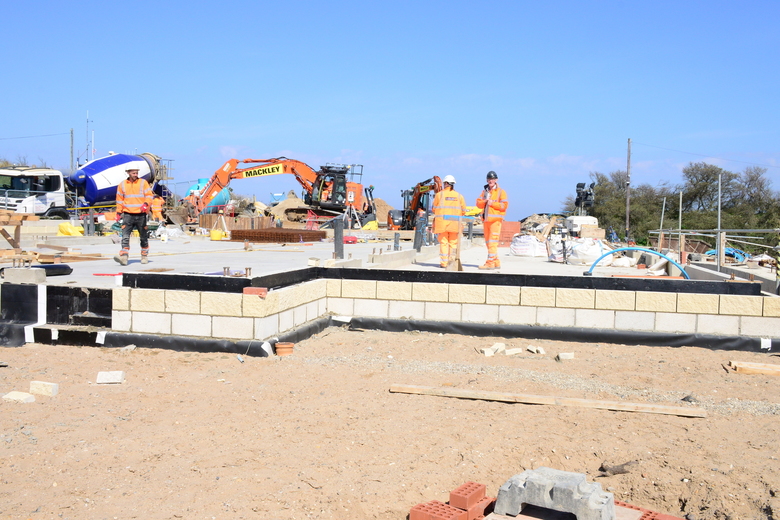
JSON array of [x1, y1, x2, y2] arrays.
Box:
[[151, 197, 164, 214], [432, 188, 466, 234], [476, 185, 508, 222], [116, 178, 153, 214]]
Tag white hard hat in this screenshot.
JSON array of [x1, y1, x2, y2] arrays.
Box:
[[443, 175, 456, 184]]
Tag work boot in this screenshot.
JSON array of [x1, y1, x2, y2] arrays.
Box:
[[141, 256, 149, 265], [440, 262, 448, 268], [114, 255, 128, 266], [478, 261, 495, 270], [493, 259, 501, 268]]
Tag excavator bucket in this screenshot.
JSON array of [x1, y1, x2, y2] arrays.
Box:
[[167, 205, 191, 226]]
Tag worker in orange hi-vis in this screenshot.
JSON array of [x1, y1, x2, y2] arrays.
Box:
[[114, 168, 153, 266], [476, 170, 508, 269], [151, 194, 164, 222], [432, 175, 466, 268]]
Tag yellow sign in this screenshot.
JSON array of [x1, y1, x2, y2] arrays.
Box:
[[240, 164, 285, 178]]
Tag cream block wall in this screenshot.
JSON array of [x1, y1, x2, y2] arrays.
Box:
[[111, 277, 780, 342]]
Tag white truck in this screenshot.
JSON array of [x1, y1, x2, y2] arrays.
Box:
[[0, 166, 71, 219]]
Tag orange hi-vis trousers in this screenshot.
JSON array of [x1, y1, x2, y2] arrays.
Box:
[[438, 231, 459, 266], [484, 220, 503, 264]]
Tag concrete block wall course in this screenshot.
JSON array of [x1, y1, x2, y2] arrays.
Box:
[[212, 316, 254, 340], [575, 309, 615, 329], [326, 279, 342, 297], [697, 314, 739, 336], [461, 303, 499, 323], [165, 290, 201, 314], [498, 305, 537, 325], [655, 312, 697, 333], [278, 309, 295, 333], [130, 289, 165, 313], [306, 279, 328, 301], [389, 300, 425, 319], [341, 279, 377, 299], [425, 302, 462, 321], [113, 287, 130, 311], [635, 291, 677, 312], [595, 290, 636, 311], [131, 311, 171, 335], [171, 313, 212, 337], [376, 281, 412, 301], [293, 305, 308, 327], [327, 297, 354, 316], [354, 298, 389, 318], [243, 292, 277, 318], [556, 288, 595, 309], [449, 284, 486, 304], [615, 310, 655, 331], [317, 298, 327, 318], [201, 292, 242, 317], [521, 287, 556, 307], [254, 315, 279, 340], [537, 307, 575, 327], [413, 282, 449, 302], [305, 301, 320, 322], [720, 294, 763, 316], [112, 310, 131, 331], [741, 316, 780, 337], [677, 293, 719, 314], [763, 297, 780, 317], [486, 285, 520, 305]]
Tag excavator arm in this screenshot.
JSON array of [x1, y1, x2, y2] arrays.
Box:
[[188, 157, 320, 215]]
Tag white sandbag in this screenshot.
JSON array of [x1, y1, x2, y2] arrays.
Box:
[[610, 255, 637, 268], [510, 234, 547, 257], [566, 238, 613, 266]]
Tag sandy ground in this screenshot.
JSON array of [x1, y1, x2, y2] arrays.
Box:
[[1, 329, 779, 520]]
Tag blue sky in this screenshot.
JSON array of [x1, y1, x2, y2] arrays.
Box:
[[2, 1, 778, 221]]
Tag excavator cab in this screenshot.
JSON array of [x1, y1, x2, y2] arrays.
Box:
[[315, 165, 350, 211]]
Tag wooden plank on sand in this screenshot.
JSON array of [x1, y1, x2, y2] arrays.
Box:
[[389, 384, 707, 418], [729, 361, 780, 376]]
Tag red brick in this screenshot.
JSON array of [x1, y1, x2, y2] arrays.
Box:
[[449, 482, 486, 510], [466, 496, 494, 520], [243, 287, 268, 298], [411, 500, 467, 520]]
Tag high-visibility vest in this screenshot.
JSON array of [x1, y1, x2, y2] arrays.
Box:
[[151, 197, 164, 213], [432, 188, 466, 233], [117, 178, 153, 214], [476, 185, 508, 222]]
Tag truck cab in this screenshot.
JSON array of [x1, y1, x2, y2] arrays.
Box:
[[0, 166, 70, 219]]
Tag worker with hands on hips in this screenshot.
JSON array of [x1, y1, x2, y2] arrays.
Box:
[[114, 167, 153, 266], [432, 175, 466, 268], [476, 170, 508, 269]]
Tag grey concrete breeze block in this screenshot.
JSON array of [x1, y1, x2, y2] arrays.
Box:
[[494, 467, 615, 520]]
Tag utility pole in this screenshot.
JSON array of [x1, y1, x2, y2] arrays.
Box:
[[625, 138, 631, 241]]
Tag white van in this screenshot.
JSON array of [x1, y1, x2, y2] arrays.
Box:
[[0, 166, 70, 219]]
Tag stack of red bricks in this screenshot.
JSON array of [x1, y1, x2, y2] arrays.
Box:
[[410, 481, 495, 520]]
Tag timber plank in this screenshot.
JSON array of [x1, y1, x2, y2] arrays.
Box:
[[389, 384, 707, 418]]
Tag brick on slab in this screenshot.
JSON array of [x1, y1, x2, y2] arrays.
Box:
[[411, 500, 468, 520], [450, 482, 487, 510]]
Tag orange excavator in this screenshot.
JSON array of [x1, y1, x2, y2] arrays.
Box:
[[387, 176, 442, 231], [174, 157, 375, 224]]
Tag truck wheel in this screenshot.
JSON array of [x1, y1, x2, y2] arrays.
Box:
[[45, 209, 70, 220]]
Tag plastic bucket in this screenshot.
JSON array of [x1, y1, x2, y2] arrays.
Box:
[[210, 229, 225, 241]]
